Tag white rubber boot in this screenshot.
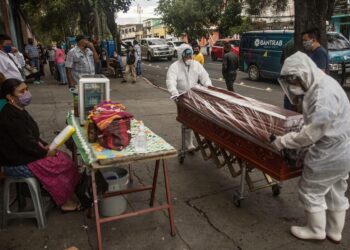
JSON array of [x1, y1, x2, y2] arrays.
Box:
[[184, 129, 195, 151], [290, 211, 326, 240], [326, 210, 346, 244]]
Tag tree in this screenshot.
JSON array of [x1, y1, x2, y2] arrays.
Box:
[[156, 0, 226, 40], [19, 0, 81, 43], [99, 0, 133, 53], [218, 0, 242, 37], [244, 0, 337, 50]]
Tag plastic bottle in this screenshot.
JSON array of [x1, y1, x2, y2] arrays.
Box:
[[134, 124, 147, 153], [87, 119, 97, 143], [49, 125, 76, 150]]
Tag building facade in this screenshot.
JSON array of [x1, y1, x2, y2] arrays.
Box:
[[120, 24, 143, 41], [143, 18, 167, 38], [331, 0, 350, 39], [241, 0, 294, 30]]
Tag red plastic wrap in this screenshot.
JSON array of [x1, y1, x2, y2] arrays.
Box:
[[176, 86, 304, 181], [179, 86, 303, 150]]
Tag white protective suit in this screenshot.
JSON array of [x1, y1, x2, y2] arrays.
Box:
[[275, 51, 350, 213], [166, 44, 212, 149], [166, 44, 212, 97]]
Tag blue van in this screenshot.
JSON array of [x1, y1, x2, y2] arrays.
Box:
[[239, 30, 350, 83]]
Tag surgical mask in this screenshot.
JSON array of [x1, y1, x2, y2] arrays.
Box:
[[3, 45, 12, 53], [288, 85, 304, 96], [303, 40, 313, 51], [17, 91, 32, 106], [184, 59, 192, 66]]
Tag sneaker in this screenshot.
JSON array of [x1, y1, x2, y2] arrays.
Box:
[[40, 80, 44, 84], [132, 80, 136, 84], [33, 81, 40, 85], [121, 80, 127, 83]]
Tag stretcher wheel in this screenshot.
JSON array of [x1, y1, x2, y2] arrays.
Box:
[[272, 184, 281, 196], [179, 155, 185, 164], [233, 192, 242, 208]]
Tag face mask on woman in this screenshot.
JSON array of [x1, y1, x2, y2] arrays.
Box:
[[3, 45, 12, 53], [15, 91, 32, 107]]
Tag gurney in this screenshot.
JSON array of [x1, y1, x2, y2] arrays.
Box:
[[176, 86, 304, 207]]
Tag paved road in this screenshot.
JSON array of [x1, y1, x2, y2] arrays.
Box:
[[141, 56, 285, 107]]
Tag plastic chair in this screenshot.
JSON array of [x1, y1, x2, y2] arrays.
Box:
[[2, 177, 48, 229]]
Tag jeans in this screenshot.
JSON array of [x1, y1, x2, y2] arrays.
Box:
[[30, 58, 40, 81], [136, 60, 142, 76], [95, 61, 101, 74], [224, 73, 236, 91], [57, 63, 68, 84]]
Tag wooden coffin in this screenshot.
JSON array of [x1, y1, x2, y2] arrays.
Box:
[[176, 86, 304, 181]]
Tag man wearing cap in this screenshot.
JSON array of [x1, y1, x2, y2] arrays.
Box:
[[65, 35, 99, 88]]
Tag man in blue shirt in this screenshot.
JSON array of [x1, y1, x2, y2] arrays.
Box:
[[302, 28, 329, 72]]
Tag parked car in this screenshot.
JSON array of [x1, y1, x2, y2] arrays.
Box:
[[167, 41, 186, 57], [239, 30, 350, 82], [140, 38, 173, 61], [211, 38, 240, 61]]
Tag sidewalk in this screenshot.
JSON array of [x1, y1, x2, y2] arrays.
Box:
[[0, 73, 349, 250]]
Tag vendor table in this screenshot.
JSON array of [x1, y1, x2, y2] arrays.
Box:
[[66, 111, 177, 250]]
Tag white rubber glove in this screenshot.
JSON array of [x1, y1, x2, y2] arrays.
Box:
[[271, 136, 284, 151]]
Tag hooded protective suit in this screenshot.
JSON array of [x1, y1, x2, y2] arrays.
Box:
[[166, 44, 212, 97], [275, 51, 350, 213], [166, 44, 212, 149]]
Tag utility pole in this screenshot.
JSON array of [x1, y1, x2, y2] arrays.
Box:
[[137, 3, 143, 24]]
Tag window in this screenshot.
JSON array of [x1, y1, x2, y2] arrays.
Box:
[[214, 41, 224, 47], [148, 39, 166, 45], [327, 33, 350, 50]]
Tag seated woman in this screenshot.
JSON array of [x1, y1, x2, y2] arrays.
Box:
[[0, 78, 81, 211]]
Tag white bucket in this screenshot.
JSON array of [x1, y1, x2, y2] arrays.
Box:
[[100, 167, 129, 217]]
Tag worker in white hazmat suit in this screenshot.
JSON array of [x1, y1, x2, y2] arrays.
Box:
[[272, 51, 350, 243], [166, 44, 212, 150]]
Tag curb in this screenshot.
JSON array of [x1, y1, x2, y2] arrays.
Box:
[[142, 77, 168, 92]]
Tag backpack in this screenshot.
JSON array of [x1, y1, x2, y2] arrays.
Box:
[[127, 51, 136, 65]]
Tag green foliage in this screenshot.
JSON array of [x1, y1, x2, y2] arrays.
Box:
[[229, 17, 253, 35], [19, 0, 134, 44], [156, 0, 226, 39], [244, 0, 288, 16], [218, 0, 242, 37]]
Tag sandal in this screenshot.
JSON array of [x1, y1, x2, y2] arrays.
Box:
[[60, 202, 82, 213]]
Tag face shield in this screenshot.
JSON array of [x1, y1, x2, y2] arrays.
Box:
[[278, 75, 305, 105]]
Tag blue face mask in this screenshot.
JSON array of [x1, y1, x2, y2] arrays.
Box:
[[3, 45, 12, 53]]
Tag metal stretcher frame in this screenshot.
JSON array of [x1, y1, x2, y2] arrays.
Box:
[[176, 101, 302, 207]]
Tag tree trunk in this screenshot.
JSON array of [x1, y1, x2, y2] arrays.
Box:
[[294, 0, 336, 51], [104, 9, 121, 53]]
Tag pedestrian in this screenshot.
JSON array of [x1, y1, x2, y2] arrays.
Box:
[[55, 43, 68, 85], [133, 40, 142, 76], [193, 44, 204, 65], [272, 51, 350, 243], [112, 50, 123, 78], [93, 39, 102, 74], [302, 28, 329, 72], [47, 45, 56, 76], [0, 78, 81, 212], [65, 35, 99, 88], [37, 43, 46, 77], [166, 44, 212, 151], [25, 38, 42, 84], [205, 41, 211, 56], [0, 34, 25, 82], [122, 45, 136, 84], [222, 42, 238, 92]]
